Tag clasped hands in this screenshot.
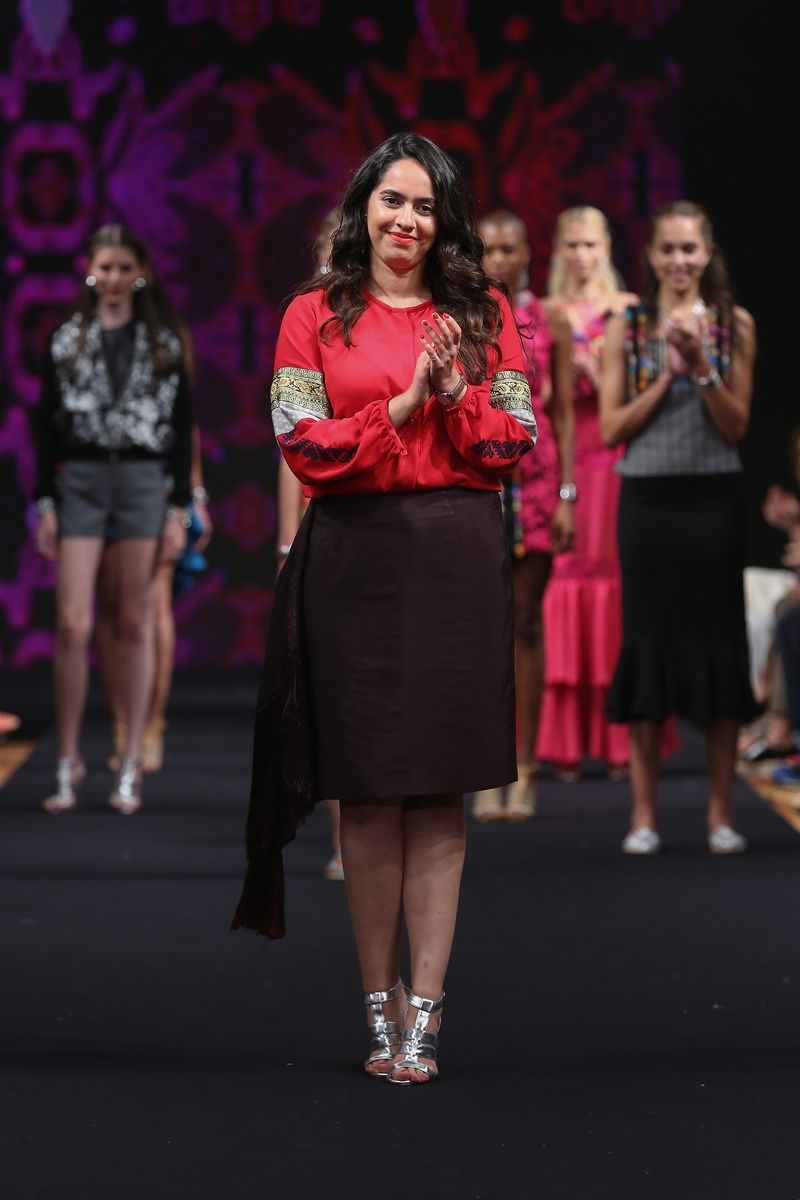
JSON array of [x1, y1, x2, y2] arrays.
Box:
[[664, 319, 710, 379], [409, 312, 463, 407]]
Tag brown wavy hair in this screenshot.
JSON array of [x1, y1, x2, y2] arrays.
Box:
[[298, 133, 502, 383], [68, 224, 187, 376], [641, 201, 736, 339]]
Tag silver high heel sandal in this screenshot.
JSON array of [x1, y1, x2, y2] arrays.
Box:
[[109, 757, 142, 815], [42, 756, 85, 814], [387, 990, 444, 1085], [363, 979, 407, 1076]]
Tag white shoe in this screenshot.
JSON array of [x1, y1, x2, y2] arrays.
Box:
[[472, 788, 505, 821], [505, 764, 537, 820], [708, 825, 747, 855], [622, 826, 661, 855], [323, 850, 345, 881]]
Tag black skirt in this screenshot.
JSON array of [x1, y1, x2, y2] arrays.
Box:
[[606, 473, 757, 727], [304, 488, 517, 798]]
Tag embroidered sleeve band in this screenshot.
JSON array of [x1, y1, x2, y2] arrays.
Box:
[[489, 370, 537, 440], [470, 438, 533, 461], [270, 366, 332, 437]]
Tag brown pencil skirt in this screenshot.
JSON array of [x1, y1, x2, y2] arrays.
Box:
[[303, 488, 517, 800]]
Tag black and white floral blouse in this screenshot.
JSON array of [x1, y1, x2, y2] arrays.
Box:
[[34, 314, 193, 505]]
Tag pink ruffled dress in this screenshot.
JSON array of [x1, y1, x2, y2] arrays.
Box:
[[515, 293, 559, 553], [535, 305, 629, 766]]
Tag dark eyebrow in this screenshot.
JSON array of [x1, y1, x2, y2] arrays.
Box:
[[380, 188, 436, 204]]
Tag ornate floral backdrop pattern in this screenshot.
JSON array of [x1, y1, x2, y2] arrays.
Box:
[[0, 0, 682, 668]]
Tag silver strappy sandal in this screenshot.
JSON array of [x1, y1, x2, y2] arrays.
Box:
[[42, 756, 84, 814], [387, 990, 444, 1085], [363, 979, 407, 1076], [109, 757, 142, 815]]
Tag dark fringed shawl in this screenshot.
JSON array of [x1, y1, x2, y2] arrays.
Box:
[[230, 504, 319, 938]]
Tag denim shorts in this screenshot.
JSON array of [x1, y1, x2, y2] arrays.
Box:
[[59, 458, 167, 539]]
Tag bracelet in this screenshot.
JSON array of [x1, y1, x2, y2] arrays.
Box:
[[696, 368, 722, 391], [276, 543, 293, 559], [192, 485, 210, 505], [166, 505, 192, 529], [436, 374, 468, 406], [559, 483, 578, 503], [36, 496, 56, 516]]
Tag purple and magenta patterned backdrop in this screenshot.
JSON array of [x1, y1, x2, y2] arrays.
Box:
[[0, 0, 682, 668]]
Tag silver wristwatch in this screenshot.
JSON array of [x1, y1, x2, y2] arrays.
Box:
[[559, 483, 578, 503]]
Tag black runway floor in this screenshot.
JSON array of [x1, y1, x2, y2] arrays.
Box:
[[2, 670, 799, 1200]]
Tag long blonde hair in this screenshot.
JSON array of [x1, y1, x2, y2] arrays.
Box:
[[547, 206, 622, 301]]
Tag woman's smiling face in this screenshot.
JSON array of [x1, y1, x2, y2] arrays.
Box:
[[366, 158, 438, 275], [647, 214, 712, 295]]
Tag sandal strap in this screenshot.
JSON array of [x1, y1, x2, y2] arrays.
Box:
[[363, 980, 406, 1071], [397, 1029, 439, 1064], [395, 991, 445, 1066], [55, 758, 74, 793], [405, 990, 445, 1015], [363, 978, 405, 1007], [117, 757, 140, 800], [366, 1020, 403, 1063], [390, 1058, 436, 1081]]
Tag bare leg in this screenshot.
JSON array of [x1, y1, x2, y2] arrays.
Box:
[[147, 563, 176, 727], [94, 542, 125, 728], [340, 798, 405, 1073], [628, 720, 663, 831], [513, 553, 552, 763], [54, 538, 106, 759], [393, 794, 466, 1083], [326, 798, 341, 854], [706, 719, 740, 831], [765, 713, 793, 750], [114, 538, 159, 763]]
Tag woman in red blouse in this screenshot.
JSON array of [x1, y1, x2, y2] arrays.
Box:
[[233, 133, 536, 1085]]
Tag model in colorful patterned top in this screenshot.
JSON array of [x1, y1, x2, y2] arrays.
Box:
[[600, 201, 757, 855]]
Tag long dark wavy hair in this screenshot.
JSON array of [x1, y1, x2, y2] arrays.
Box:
[[641, 201, 737, 339], [299, 133, 502, 383], [68, 224, 186, 376]]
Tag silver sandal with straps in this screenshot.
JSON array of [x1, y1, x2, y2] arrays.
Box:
[[363, 979, 406, 1076], [109, 757, 142, 815], [387, 990, 444, 1085], [42, 756, 84, 814]]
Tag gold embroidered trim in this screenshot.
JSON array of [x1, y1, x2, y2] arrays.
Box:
[[270, 366, 331, 419], [489, 369, 533, 414]]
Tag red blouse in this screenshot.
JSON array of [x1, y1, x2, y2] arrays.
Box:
[[270, 288, 536, 498]]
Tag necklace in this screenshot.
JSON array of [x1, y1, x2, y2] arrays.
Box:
[[658, 297, 706, 327]]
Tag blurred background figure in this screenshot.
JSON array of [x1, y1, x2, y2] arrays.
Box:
[[600, 201, 757, 854], [97, 423, 213, 776], [472, 209, 575, 820], [772, 530, 800, 785], [536, 207, 638, 781], [32, 224, 193, 815], [743, 427, 800, 772], [275, 207, 344, 880]]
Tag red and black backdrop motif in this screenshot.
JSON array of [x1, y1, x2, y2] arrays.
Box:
[[0, 0, 683, 668]]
